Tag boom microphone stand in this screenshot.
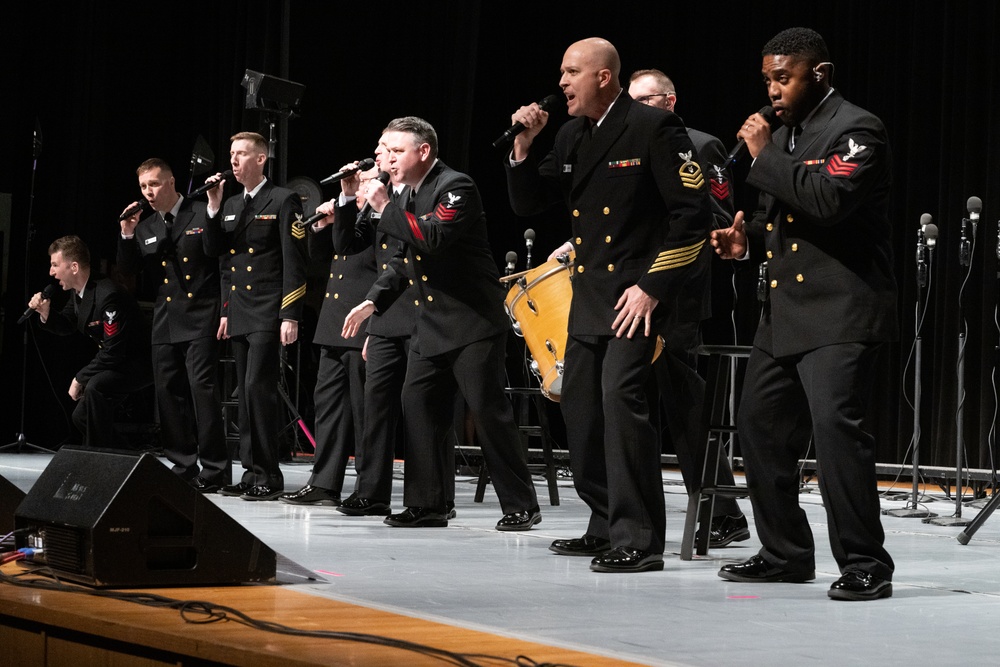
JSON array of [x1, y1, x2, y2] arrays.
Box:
[[887, 216, 937, 518], [1, 121, 56, 454], [927, 198, 981, 527]]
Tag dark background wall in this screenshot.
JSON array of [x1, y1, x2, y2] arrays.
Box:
[[2, 1, 999, 472]]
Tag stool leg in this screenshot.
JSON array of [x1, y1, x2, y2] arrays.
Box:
[[534, 393, 560, 506]]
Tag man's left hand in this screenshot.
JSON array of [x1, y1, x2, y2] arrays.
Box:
[[69, 378, 84, 401], [280, 319, 298, 346], [612, 285, 658, 339]]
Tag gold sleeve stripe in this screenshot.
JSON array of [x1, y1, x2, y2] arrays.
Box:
[[648, 239, 705, 273], [281, 284, 307, 309]]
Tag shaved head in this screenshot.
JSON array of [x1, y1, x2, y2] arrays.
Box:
[[568, 37, 621, 81], [560, 37, 623, 119]]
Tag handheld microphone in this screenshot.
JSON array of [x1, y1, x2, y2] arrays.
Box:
[[524, 228, 535, 269], [188, 170, 234, 198], [119, 199, 151, 221], [726, 106, 779, 164], [358, 172, 392, 219], [320, 158, 376, 185], [494, 94, 561, 148], [505, 251, 518, 276], [18, 284, 57, 324]]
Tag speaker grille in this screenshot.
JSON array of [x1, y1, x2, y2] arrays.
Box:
[[43, 525, 87, 574]]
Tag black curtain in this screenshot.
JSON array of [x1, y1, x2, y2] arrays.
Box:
[[3, 1, 1000, 471]]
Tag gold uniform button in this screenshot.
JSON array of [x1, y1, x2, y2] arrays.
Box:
[[330, 272, 334, 278], [333, 254, 339, 260], [421, 275, 428, 281], [231, 266, 236, 272], [786, 214, 794, 223], [165, 296, 172, 302], [603, 207, 610, 215], [607, 264, 615, 272], [334, 293, 339, 299], [246, 285, 252, 290], [766, 250, 773, 259], [408, 279, 414, 285], [246, 266, 252, 272], [766, 223, 774, 232], [382, 264, 388, 270], [416, 254, 422, 261], [248, 248, 254, 254], [770, 279, 778, 288], [796, 274, 804, 282], [605, 235, 612, 243], [183, 257, 189, 263], [791, 243, 799, 252], [575, 237, 583, 245], [572, 210, 580, 217], [187, 292, 193, 298], [230, 249, 236, 255], [381, 243, 388, 250], [403, 258, 409, 264], [577, 265, 585, 273], [163, 279, 169, 284], [231, 285, 236, 291], [185, 274, 191, 280], [325, 292, 330, 298], [414, 299, 420, 306], [161, 261, 167, 267], [427, 295, 434, 302], [338, 274, 343, 279]]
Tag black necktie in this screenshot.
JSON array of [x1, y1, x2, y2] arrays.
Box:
[[163, 211, 174, 230], [238, 194, 252, 227], [789, 126, 801, 153]]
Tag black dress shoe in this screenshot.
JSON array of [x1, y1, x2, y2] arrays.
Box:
[[337, 492, 391, 516], [828, 570, 893, 601], [549, 534, 612, 556], [697, 513, 751, 549], [218, 481, 251, 497], [718, 554, 815, 583], [279, 485, 341, 506], [384, 507, 448, 527], [590, 546, 664, 573], [496, 506, 541, 531], [190, 477, 220, 494], [240, 485, 283, 501]]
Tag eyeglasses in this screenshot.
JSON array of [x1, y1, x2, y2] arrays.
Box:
[[635, 92, 675, 104]]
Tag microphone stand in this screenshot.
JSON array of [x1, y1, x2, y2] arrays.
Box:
[[1, 123, 56, 454], [926, 214, 975, 527], [887, 228, 936, 517]]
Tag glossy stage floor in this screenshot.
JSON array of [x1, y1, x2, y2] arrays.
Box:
[[3, 451, 1000, 666]]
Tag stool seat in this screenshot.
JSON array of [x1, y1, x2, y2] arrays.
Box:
[[680, 345, 752, 560]]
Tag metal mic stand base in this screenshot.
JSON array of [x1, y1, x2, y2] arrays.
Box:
[[0, 432, 56, 455], [923, 514, 972, 527], [885, 506, 937, 519]]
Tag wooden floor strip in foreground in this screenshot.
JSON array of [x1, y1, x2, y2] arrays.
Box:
[[1, 565, 641, 667]]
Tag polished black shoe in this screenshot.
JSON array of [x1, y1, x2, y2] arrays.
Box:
[[337, 493, 392, 516], [384, 507, 448, 527], [718, 554, 815, 583], [446, 501, 457, 520], [190, 476, 220, 494], [828, 570, 893, 601], [549, 534, 612, 556], [279, 485, 341, 506], [240, 485, 283, 501], [697, 513, 751, 549], [218, 481, 251, 497], [590, 546, 664, 573], [496, 506, 541, 531]]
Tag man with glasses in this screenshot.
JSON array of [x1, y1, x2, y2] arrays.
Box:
[[628, 69, 750, 550]]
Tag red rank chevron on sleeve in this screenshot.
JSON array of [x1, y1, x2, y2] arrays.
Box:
[[405, 211, 425, 241]]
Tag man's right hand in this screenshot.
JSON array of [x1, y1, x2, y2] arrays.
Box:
[[547, 241, 575, 262], [28, 290, 51, 322], [205, 172, 227, 212], [120, 202, 143, 236], [510, 101, 550, 161], [216, 316, 228, 340], [311, 198, 337, 230], [710, 211, 749, 260]]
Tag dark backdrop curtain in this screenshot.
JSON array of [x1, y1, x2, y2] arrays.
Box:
[[2, 1, 999, 473]]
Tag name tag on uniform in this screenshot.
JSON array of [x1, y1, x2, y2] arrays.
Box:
[[144, 237, 157, 245], [224, 214, 236, 221], [255, 214, 277, 220], [563, 164, 573, 173]]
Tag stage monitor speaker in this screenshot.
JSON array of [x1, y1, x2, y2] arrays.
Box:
[[1, 472, 27, 535], [14, 448, 276, 587]]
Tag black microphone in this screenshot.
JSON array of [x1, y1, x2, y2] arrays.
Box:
[[119, 198, 151, 221], [18, 284, 57, 324], [358, 171, 392, 220], [726, 106, 779, 164], [968, 196, 982, 233], [917, 214, 931, 288], [320, 158, 376, 185], [524, 228, 535, 269], [494, 94, 561, 148], [188, 170, 234, 198], [505, 251, 518, 276]]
